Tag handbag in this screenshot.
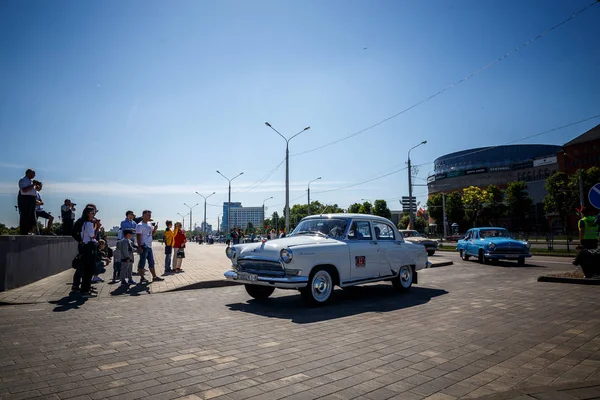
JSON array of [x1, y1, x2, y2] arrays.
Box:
[[177, 248, 185, 259]]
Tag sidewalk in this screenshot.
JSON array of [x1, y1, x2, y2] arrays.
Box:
[[0, 243, 454, 305], [472, 380, 600, 399]]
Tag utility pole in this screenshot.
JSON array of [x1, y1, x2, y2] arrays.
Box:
[[183, 203, 199, 233], [196, 191, 216, 235], [407, 141, 427, 229], [442, 192, 447, 238], [307, 177, 321, 216], [216, 171, 243, 233]]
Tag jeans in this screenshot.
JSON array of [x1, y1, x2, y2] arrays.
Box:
[[95, 261, 106, 276], [164, 246, 172, 271], [113, 261, 122, 281], [137, 245, 155, 270]]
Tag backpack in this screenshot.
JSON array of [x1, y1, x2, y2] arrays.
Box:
[[72, 217, 84, 242]]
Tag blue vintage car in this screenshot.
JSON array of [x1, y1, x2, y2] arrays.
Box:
[[456, 227, 532, 265]]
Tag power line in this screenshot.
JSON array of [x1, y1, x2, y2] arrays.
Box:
[[234, 158, 286, 194], [313, 166, 409, 195], [291, 1, 599, 158]]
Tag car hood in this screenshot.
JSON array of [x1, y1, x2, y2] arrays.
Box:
[[486, 237, 528, 247], [235, 235, 336, 260]]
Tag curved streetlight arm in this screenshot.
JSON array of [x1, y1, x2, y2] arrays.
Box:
[[262, 196, 273, 206], [265, 123, 287, 142], [231, 172, 244, 182], [408, 140, 428, 159], [289, 126, 311, 143], [308, 176, 322, 189]]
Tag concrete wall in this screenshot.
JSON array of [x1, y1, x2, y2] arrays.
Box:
[[0, 236, 78, 292]]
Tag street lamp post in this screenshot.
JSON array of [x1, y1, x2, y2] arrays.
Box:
[[265, 122, 310, 233], [408, 140, 427, 228], [183, 203, 199, 233], [262, 196, 273, 231], [307, 177, 321, 216], [177, 212, 189, 230], [196, 191, 216, 235], [216, 170, 243, 233]]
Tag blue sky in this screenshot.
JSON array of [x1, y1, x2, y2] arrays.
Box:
[[1, 0, 599, 230]]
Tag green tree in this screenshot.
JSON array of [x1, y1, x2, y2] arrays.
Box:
[[481, 184, 505, 224], [579, 167, 600, 208], [414, 216, 427, 232], [347, 203, 361, 213], [462, 186, 490, 227], [505, 181, 533, 229], [445, 192, 465, 231], [358, 201, 372, 214], [426, 193, 444, 224], [0, 223, 9, 235], [372, 200, 392, 219], [397, 215, 410, 230]]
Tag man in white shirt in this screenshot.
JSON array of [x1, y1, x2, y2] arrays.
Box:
[[136, 210, 164, 283], [17, 169, 37, 235]]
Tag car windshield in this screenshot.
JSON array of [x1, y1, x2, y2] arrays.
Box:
[[291, 218, 348, 239], [479, 229, 510, 238], [403, 231, 422, 238]]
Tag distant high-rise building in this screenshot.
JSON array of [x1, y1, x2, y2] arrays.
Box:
[[221, 202, 264, 231], [221, 202, 242, 231]]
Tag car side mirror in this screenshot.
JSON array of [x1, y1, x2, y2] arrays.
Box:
[[348, 230, 355, 238]]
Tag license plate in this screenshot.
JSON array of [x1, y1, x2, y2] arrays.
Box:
[[237, 272, 258, 281], [505, 254, 519, 259]]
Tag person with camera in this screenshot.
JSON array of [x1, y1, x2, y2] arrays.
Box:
[[61, 199, 76, 235], [136, 210, 164, 283], [80, 207, 101, 297], [17, 169, 38, 235]]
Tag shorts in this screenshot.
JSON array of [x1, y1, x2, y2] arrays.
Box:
[[36, 210, 52, 219]]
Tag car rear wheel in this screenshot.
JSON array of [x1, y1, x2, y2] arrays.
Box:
[[301, 267, 334, 306], [392, 265, 413, 291], [460, 249, 470, 261], [245, 284, 275, 300], [427, 250, 435, 256]]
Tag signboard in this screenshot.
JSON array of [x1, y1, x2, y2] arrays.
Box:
[[427, 175, 436, 183], [511, 161, 533, 170], [533, 156, 557, 167], [435, 173, 447, 180], [490, 166, 510, 172], [465, 167, 487, 175], [589, 183, 600, 209], [446, 171, 465, 178]]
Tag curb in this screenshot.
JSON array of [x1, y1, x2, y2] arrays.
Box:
[[537, 276, 600, 285], [429, 261, 453, 268]]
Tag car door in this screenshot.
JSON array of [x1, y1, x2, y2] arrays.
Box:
[[466, 230, 479, 256], [373, 221, 406, 278], [346, 220, 381, 282]]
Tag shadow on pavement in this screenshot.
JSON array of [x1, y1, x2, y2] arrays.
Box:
[[226, 285, 448, 324], [50, 293, 88, 312], [110, 283, 151, 297]]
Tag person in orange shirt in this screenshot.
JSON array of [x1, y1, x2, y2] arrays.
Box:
[[163, 220, 174, 274]]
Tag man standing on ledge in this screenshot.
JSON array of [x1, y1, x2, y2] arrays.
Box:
[[579, 207, 599, 250], [17, 169, 37, 235], [136, 210, 164, 283], [61, 199, 76, 235]]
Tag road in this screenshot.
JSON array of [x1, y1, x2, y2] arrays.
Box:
[[0, 250, 598, 400]]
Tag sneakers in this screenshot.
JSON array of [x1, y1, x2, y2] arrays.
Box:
[[120, 280, 128, 287], [140, 277, 149, 284], [153, 276, 164, 282], [128, 279, 137, 285], [91, 276, 104, 283]]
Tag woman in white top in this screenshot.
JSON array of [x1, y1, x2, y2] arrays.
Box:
[[80, 208, 99, 296]]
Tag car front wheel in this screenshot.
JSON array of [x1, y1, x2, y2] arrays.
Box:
[[301, 267, 334, 306], [245, 284, 275, 300], [460, 249, 470, 261], [392, 265, 413, 291]]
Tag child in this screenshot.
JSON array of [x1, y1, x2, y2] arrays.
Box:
[[117, 230, 136, 286], [163, 220, 174, 274], [92, 240, 111, 283]]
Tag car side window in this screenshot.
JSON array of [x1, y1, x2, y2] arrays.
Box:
[[373, 222, 395, 240], [472, 231, 479, 239], [348, 221, 372, 240], [464, 231, 472, 240]]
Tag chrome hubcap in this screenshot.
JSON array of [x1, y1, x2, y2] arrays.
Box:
[[399, 266, 412, 287], [312, 271, 332, 302]]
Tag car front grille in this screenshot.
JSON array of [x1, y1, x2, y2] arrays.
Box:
[[493, 247, 528, 254], [237, 259, 285, 277]]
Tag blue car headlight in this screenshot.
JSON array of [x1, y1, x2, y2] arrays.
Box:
[[225, 246, 236, 259], [488, 242, 495, 250], [525, 242, 531, 249], [280, 248, 293, 263]]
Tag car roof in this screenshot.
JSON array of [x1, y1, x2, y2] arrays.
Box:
[[476, 227, 508, 230], [303, 213, 394, 224]]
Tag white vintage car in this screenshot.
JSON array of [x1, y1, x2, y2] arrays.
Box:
[[224, 214, 430, 305]]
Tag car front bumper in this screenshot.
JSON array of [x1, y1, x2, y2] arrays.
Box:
[[224, 270, 309, 289], [485, 253, 532, 259]]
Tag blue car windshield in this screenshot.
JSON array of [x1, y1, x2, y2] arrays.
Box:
[[479, 229, 509, 239]]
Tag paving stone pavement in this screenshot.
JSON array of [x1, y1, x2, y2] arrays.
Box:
[[0, 253, 599, 399], [0, 243, 453, 305]]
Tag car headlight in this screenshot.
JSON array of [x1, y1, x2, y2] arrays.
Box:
[[488, 242, 495, 249], [280, 248, 293, 263], [225, 246, 236, 259], [525, 242, 531, 249]]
